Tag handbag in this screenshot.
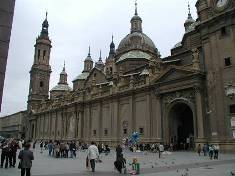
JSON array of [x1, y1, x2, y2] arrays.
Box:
[[18, 160, 22, 169]]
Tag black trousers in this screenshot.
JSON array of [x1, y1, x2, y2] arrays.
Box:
[[21, 168, 31, 176], [90, 159, 95, 172], [1, 153, 9, 168], [9, 152, 16, 166]]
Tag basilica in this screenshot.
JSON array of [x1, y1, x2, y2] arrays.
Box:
[[26, 0, 235, 152]]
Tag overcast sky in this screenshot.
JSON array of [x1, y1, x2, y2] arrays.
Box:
[[0, 0, 198, 116]]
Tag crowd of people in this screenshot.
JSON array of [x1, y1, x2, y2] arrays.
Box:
[[0, 138, 223, 175], [197, 143, 220, 159], [38, 140, 78, 158], [0, 139, 34, 176]]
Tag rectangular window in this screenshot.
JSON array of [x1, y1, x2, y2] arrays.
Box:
[[221, 27, 227, 36], [123, 129, 127, 135], [230, 105, 235, 114], [224, 57, 231, 67], [104, 129, 108, 136], [93, 130, 96, 136], [139, 127, 144, 134]]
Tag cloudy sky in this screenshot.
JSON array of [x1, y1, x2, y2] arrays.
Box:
[[1, 0, 198, 116]]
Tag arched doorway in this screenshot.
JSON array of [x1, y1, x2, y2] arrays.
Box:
[[169, 102, 194, 150]]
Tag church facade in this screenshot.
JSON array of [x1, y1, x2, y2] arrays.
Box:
[[27, 0, 235, 152]]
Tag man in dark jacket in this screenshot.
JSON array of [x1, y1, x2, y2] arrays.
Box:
[[9, 139, 19, 167], [69, 141, 76, 158], [0, 141, 10, 168], [18, 143, 34, 176], [114, 154, 126, 174], [116, 145, 122, 160]]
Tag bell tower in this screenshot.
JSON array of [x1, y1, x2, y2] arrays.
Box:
[[28, 13, 52, 111], [196, 0, 209, 21]]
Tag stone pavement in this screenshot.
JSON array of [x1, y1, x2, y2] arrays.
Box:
[[1, 146, 235, 176]]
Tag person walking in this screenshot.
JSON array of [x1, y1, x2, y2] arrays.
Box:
[[209, 145, 214, 160], [69, 141, 76, 158], [197, 144, 201, 156], [116, 145, 122, 160], [87, 141, 99, 172], [47, 140, 53, 157], [214, 144, 219, 159], [9, 139, 19, 167], [202, 144, 207, 156], [39, 141, 43, 153], [158, 143, 164, 158], [0, 141, 10, 168], [18, 143, 34, 176], [114, 154, 126, 174]]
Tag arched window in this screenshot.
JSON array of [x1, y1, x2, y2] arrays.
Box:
[[110, 67, 113, 74], [40, 81, 44, 88], [43, 50, 46, 60], [38, 49, 40, 60]]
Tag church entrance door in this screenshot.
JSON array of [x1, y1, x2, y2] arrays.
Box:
[[169, 103, 194, 150]]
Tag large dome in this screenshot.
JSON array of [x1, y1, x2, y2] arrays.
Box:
[[116, 32, 157, 55]]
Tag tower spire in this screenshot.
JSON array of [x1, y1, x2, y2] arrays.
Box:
[[188, 2, 192, 19], [135, 0, 138, 15], [63, 60, 65, 71], [184, 2, 195, 32], [88, 46, 91, 57], [99, 50, 102, 60], [40, 11, 49, 39], [131, 0, 142, 33], [109, 35, 115, 56]]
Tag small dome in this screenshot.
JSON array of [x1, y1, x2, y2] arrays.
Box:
[[185, 17, 195, 24], [117, 32, 157, 55], [60, 70, 67, 75], [85, 55, 93, 61], [96, 59, 104, 65], [73, 72, 90, 82], [131, 15, 142, 21], [50, 84, 72, 92]]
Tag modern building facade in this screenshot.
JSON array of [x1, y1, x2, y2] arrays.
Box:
[[22, 0, 235, 152], [0, 0, 16, 111]]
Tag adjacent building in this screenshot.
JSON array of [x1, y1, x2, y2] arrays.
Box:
[[0, 111, 27, 139], [0, 0, 16, 111]]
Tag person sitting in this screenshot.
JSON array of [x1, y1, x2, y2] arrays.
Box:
[[114, 154, 126, 174]]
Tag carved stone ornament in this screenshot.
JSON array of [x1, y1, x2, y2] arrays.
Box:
[[192, 48, 200, 70], [225, 82, 235, 99], [122, 121, 128, 128], [163, 90, 195, 107]]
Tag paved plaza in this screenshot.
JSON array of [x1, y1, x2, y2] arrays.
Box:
[[1, 145, 235, 176]]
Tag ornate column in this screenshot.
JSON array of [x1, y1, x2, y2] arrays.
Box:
[[194, 87, 205, 140], [99, 102, 103, 140], [154, 87, 163, 142]]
